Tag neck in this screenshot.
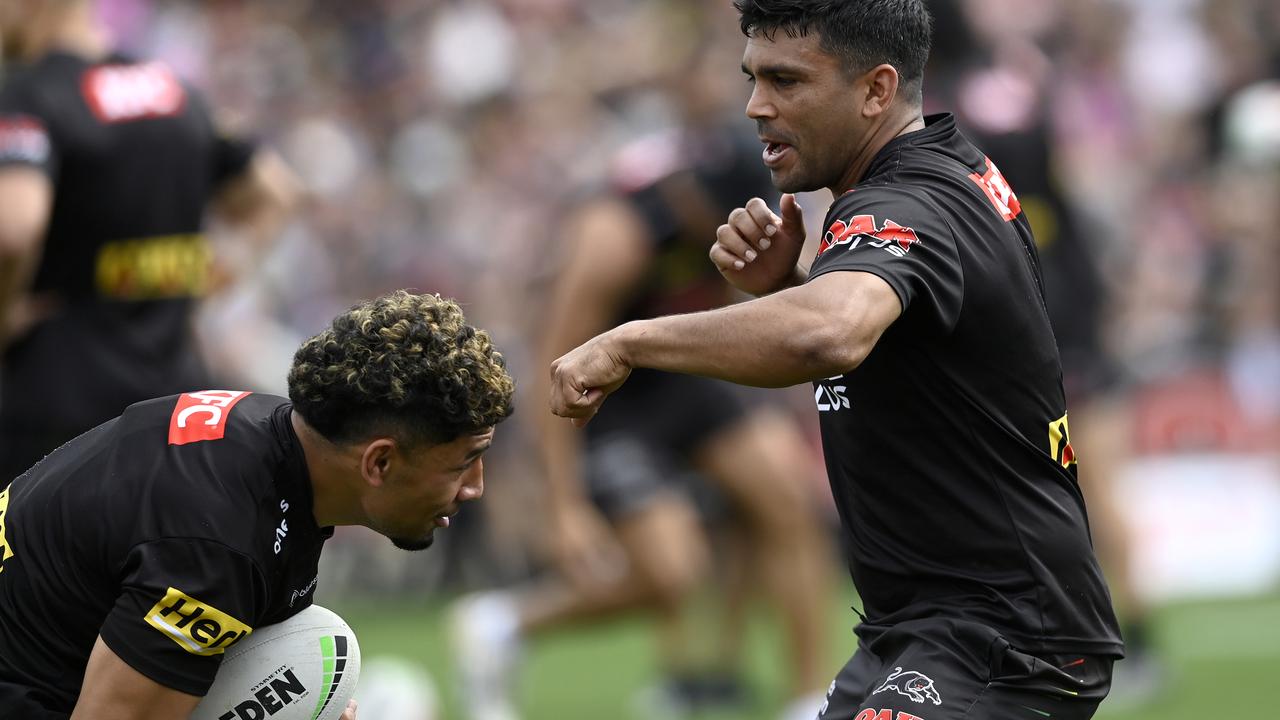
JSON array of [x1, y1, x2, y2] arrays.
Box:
[[291, 411, 364, 529], [24, 3, 110, 63], [828, 108, 927, 196]]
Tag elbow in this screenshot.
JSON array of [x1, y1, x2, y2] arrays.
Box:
[[0, 227, 43, 261], [793, 320, 874, 379]]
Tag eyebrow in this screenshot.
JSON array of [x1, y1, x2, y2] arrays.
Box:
[[453, 442, 492, 469], [742, 62, 806, 78]]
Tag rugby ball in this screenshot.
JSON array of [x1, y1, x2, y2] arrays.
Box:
[[192, 605, 361, 720]]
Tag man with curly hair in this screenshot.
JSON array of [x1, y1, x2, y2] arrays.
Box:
[[0, 290, 514, 719]]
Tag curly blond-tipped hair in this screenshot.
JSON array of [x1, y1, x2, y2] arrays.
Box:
[[288, 291, 515, 446]]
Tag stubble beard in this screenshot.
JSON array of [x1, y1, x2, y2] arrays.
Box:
[[391, 534, 435, 552], [770, 154, 831, 195]]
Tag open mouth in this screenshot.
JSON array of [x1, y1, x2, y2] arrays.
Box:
[[762, 141, 793, 167]]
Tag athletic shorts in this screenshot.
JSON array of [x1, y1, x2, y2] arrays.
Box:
[[583, 369, 749, 520], [819, 618, 1113, 720]]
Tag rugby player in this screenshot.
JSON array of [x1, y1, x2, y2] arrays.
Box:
[[550, 1, 1123, 718], [0, 291, 515, 719], [0, 0, 299, 482]]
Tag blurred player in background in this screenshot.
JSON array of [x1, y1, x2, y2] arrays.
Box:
[[0, 0, 299, 483], [928, 0, 1164, 704], [0, 291, 514, 719], [551, 0, 1124, 718], [451, 47, 834, 720]]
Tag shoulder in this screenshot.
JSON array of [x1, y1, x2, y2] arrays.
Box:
[[0, 62, 54, 140], [172, 392, 294, 481], [820, 184, 954, 255], [119, 393, 291, 545], [827, 183, 940, 219], [0, 54, 87, 113], [126, 392, 288, 449], [0, 55, 61, 99]]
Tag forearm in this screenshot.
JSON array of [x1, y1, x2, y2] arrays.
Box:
[[612, 290, 853, 388], [0, 256, 22, 341], [0, 247, 39, 347]]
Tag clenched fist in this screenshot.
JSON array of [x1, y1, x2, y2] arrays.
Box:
[[710, 194, 806, 297]]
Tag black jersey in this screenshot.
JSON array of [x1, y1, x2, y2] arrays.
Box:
[[610, 124, 776, 320], [0, 392, 329, 717], [0, 51, 254, 478], [807, 114, 1122, 658]]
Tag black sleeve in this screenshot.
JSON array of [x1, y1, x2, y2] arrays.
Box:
[[0, 83, 58, 179], [808, 186, 964, 334], [98, 538, 269, 697]]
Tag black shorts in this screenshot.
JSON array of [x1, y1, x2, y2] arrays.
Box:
[[584, 370, 749, 520], [820, 619, 1113, 720]]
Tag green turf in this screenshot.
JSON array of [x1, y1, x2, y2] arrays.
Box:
[[324, 587, 1279, 719]]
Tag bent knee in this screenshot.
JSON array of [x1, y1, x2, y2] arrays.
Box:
[[638, 541, 707, 612]]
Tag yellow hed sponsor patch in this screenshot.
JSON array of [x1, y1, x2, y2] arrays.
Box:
[[1048, 412, 1077, 468], [0, 486, 14, 574], [144, 587, 253, 656]]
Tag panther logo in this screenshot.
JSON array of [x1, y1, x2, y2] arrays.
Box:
[[872, 667, 942, 705]]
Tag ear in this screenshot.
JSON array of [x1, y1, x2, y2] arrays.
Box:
[[359, 438, 397, 488], [861, 63, 901, 118]]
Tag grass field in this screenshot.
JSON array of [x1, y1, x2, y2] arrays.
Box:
[[324, 586, 1280, 719]]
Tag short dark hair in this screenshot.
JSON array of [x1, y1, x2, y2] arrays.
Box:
[[288, 291, 515, 447], [734, 0, 933, 100]]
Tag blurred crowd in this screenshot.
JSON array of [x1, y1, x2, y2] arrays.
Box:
[[82, 0, 1280, 588]]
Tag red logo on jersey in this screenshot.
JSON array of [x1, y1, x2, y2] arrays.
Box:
[[969, 156, 1022, 222], [168, 391, 251, 445], [818, 214, 921, 258], [82, 62, 186, 124], [854, 711, 925, 720]]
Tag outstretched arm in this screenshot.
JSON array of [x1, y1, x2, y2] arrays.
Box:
[[550, 269, 902, 425]]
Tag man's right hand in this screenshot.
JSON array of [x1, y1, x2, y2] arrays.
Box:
[[710, 194, 807, 296], [549, 501, 627, 590]]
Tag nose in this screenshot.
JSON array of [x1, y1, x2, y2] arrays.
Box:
[[457, 458, 484, 502], [745, 84, 775, 121]]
